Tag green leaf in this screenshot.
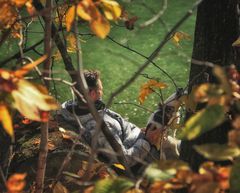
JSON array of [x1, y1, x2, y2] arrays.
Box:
[[178, 105, 225, 140], [144, 163, 174, 182], [93, 178, 134, 193], [194, 143, 240, 161], [230, 158, 240, 193]]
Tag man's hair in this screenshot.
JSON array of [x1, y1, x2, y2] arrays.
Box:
[[84, 70, 100, 90]]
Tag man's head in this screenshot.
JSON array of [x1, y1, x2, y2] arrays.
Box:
[[84, 70, 103, 101]]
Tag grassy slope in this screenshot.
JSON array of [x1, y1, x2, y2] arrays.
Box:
[[76, 0, 197, 127], [0, 0, 196, 127]]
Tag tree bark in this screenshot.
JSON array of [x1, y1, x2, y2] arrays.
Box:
[[180, 0, 240, 171]]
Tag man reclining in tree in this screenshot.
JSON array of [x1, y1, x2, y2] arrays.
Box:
[[57, 70, 181, 170]]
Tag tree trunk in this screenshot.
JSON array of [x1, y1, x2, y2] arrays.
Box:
[[180, 0, 240, 171]]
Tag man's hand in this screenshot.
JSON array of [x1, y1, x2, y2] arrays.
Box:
[[145, 125, 164, 149]]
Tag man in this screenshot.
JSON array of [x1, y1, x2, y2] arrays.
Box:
[[58, 70, 180, 168]]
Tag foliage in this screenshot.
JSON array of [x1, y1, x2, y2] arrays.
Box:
[[0, 0, 239, 193]]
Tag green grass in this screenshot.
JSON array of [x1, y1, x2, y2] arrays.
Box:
[[0, 0, 197, 127]]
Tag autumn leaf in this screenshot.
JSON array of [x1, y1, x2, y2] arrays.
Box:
[[178, 105, 225, 140], [53, 182, 69, 193], [90, 16, 110, 39], [0, 103, 13, 137], [139, 80, 167, 104], [113, 163, 125, 170], [14, 55, 47, 77], [6, 173, 26, 193], [171, 31, 191, 46], [101, 0, 122, 20], [77, 1, 92, 21], [0, 2, 17, 29], [194, 143, 240, 161], [232, 36, 240, 47], [66, 34, 77, 53], [11, 0, 28, 7], [25, 1, 36, 16], [230, 158, 240, 193], [144, 163, 174, 182], [93, 178, 134, 193], [66, 6, 75, 31], [12, 79, 59, 122]]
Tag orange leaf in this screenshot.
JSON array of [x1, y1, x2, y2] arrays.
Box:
[[14, 55, 47, 77], [66, 6, 75, 31], [0, 103, 13, 137], [171, 31, 191, 46], [138, 80, 167, 104], [90, 16, 110, 39], [6, 173, 26, 193], [11, 0, 28, 7], [26, 1, 36, 16]]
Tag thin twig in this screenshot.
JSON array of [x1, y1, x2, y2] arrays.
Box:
[[0, 39, 44, 67], [106, 36, 178, 89], [140, 0, 168, 28]]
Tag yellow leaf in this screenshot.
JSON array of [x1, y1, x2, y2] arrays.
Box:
[[232, 36, 240, 47], [113, 163, 125, 170], [90, 16, 110, 39], [77, 1, 92, 21], [101, 0, 122, 20], [11, 79, 59, 122], [0, 103, 13, 137], [14, 55, 47, 77], [66, 34, 76, 53], [171, 31, 191, 46], [53, 182, 69, 193], [66, 6, 75, 31]]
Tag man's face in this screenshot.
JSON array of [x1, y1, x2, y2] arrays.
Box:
[[89, 79, 103, 101]]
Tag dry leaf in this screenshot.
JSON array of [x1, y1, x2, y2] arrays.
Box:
[[12, 79, 59, 122], [77, 1, 92, 21], [6, 173, 26, 193], [14, 55, 47, 77], [232, 36, 240, 47], [66, 6, 75, 31], [90, 16, 110, 39], [0, 2, 17, 29], [11, 0, 28, 7], [26, 1, 36, 16], [53, 182, 69, 193], [0, 103, 13, 137], [101, 0, 122, 20], [171, 31, 191, 46], [139, 80, 167, 104]]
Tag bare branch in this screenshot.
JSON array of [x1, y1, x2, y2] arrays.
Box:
[[140, 0, 168, 28], [0, 39, 44, 67], [35, 0, 52, 192], [106, 36, 178, 89]]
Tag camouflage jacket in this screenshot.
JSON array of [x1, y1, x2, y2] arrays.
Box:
[[57, 100, 154, 167]]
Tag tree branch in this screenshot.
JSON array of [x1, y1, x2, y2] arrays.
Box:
[[35, 0, 52, 192]]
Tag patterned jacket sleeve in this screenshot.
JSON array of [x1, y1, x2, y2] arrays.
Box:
[[102, 111, 151, 166]]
